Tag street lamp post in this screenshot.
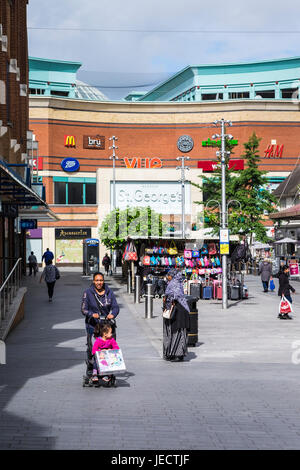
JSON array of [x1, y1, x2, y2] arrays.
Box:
[[212, 119, 233, 310], [109, 136, 118, 273], [176, 156, 190, 239]]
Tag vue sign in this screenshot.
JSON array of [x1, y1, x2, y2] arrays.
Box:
[[61, 157, 80, 172], [123, 157, 163, 169]]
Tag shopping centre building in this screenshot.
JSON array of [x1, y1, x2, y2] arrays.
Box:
[[28, 56, 300, 265]]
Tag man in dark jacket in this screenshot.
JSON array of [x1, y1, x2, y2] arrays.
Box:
[[81, 272, 120, 378]]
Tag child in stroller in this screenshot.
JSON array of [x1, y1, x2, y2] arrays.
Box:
[[91, 323, 119, 387], [83, 316, 117, 387]]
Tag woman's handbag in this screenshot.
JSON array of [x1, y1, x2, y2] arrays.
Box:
[[192, 250, 200, 258], [163, 303, 175, 319], [143, 255, 151, 266], [184, 250, 192, 259], [124, 242, 138, 261], [208, 242, 217, 255]]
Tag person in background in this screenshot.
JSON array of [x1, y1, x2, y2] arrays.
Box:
[[162, 268, 190, 362], [40, 260, 60, 302], [102, 253, 111, 276], [42, 248, 54, 265], [258, 258, 273, 292], [28, 251, 38, 276], [275, 265, 296, 304]]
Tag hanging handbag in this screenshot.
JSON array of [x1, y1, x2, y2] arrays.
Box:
[[143, 255, 151, 266], [208, 242, 217, 255], [201, 244, 208, 255], [184, 250, 192, 259], [124, 241, 138, 261], [192, 250, 200, 258], [168, 240, 178, 255]]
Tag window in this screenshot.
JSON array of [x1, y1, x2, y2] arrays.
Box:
[[229, 91, 250, 99], [86, 183, 96, 204], [54, 180, 96, 204], [29, 88, 45, 95], [50, 90, 69, 97], [255, 90, 275, 99], [54, 182, 66, 204], [281, 88, 298, 99], [68, 182, 83, 204], [202, 93, 217, 101]]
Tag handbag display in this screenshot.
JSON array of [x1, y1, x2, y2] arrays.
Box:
[[184, 250, 192, 259], [143, 255, 150, 266], [168, 240, 178, 255], [123, 241, 138, 261]]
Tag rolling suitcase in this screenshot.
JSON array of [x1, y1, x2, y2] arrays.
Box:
[[216, 285, 222, 300], [213, 279, 222, 299], [202, 284, 212, 300]]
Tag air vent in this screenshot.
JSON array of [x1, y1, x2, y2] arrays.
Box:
[[20, 84, 27, 96], [9, 58, 18, 73]]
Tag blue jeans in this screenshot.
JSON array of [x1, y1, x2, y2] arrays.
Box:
[[284, 294, 292, 304], [262, 281, 269, 292]]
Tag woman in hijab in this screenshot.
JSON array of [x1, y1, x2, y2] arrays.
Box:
[[163, 268, 190, 362]]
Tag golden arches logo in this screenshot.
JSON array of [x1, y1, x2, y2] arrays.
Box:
[[64, 135, 76, 147]]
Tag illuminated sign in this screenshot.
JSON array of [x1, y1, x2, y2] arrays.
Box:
[[64, 135, 76, 147], [264, 144, 283, 158], [32, 157, 43, 170], [123, 157, 163, 169], [197, 159, 244, 172], [202, 138, 238, 147], [83, 135, 105, 149]]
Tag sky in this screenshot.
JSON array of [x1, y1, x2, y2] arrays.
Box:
[[27, 0, 300, 100]]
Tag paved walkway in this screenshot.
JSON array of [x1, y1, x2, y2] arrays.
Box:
[[1, 271, 300, 450]]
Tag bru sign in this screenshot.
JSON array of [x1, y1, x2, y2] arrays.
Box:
[[83, 135, 105, 150]]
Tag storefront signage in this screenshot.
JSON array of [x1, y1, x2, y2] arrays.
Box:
[[177, 135, 194, 153], [32, 157, 43, 170], [20, 219, 37, 229], [26, 228, 42, 239], [64, 135, 76, 148], [55, 228, 91, 239], [113, 181, 190, 215], [83, 135, 105, 150], [197, 159, 244, 172], [289, 261, 299, 277], [84, 238, 99, 246], [202, 138, 238, 147], [61, 157, 80, 172], [264, 144, 283, 158], [123, 157, 163, 169]]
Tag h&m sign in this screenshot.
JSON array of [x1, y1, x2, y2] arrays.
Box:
[[123, 157, 163, 169], [83, 135, 105, 149]]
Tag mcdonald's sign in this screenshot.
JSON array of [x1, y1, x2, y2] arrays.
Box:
[[64, 135, 76, 148]]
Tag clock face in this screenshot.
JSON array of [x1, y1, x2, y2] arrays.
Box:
[[177, 135, 194, 152]]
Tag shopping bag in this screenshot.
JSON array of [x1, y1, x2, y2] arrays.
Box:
[[95, 349, 126, 375], [279, 295, 293, 315], [269, 279, 275, 291]]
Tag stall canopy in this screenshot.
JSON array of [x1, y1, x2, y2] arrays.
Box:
[[274, 237, 297, 244]]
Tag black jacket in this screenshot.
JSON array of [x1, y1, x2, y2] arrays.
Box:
[[169, 300, 190, 334], [275, 271, 295, 297]]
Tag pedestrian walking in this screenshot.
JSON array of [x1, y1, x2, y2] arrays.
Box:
[[42, 248, 54, 265], [40, 260, 60, 302], [102, 253, 111, 275], [81, 272, 119, 378], [162, 268, 190, 362], [258, 258, 273, 292], [28, 251, 38, 276]]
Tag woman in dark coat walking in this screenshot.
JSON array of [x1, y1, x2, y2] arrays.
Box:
[[258, 258, 273, 292], [162, 269, 190, 362], [275, 265, 296, 319]]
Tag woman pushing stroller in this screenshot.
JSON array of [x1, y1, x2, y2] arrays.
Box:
[[81, 272, 120, 382]]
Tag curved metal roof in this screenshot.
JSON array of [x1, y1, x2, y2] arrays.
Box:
[[74, 80, 108, 101]]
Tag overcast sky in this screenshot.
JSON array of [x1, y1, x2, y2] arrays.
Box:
[[27, 0, 300, 100]]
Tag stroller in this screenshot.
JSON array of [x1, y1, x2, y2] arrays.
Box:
[[82, 315, 117, 388]]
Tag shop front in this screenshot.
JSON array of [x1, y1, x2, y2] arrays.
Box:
[[55, 228, 91, 266]]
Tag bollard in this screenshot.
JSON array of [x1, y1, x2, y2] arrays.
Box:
[[127, 270, 132, 294], [144, 282, 153, 319], [134, 275, 141, 304]]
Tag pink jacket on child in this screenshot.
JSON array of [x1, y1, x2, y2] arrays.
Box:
[[92, 337, 119, 355]]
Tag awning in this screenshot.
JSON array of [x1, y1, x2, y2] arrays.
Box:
[[0, 158, 47, 207], [269, 204, 300, 220], [18, 206, 60, 222]]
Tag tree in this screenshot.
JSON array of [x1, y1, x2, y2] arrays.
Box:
[[99, 206, 167, 250], [193, 132, 277, 243]]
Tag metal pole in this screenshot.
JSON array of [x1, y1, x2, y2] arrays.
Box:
[[145, 282, 153, 319], [109, 136, 118, 273], [220, 119, 228, 310], [127, 269, 132, 294], [134, 275, 141, 303], [176, 156, 190, 240]]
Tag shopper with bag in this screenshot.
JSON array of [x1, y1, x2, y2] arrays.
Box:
[[275, 265, 296, 319], [162, 268, 190, 362], [258, 258, 273, 292]]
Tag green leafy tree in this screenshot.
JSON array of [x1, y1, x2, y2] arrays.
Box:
[[99, 206, 167, 250]]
